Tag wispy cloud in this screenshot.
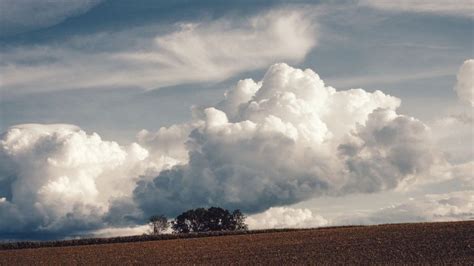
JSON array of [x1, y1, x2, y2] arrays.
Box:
[[0, 8, 318, 96], [326, 67, 456, 89], [360, 0, 474, 18]]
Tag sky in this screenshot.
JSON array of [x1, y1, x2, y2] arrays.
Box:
[[0, 0, 473, 240]]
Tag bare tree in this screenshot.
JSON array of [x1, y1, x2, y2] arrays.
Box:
[[149, 215, 169, 235]]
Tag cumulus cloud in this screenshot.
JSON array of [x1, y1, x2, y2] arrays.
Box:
[[0, 8, 317, 96], [134, 63, 437, 217], [246, 207, 328, 229], [0, 63, 459, 237], [340, 109, 438, 193], [454, 59, 474, 107], [335, 190, 474, 225], [0, 124, 153, 238], [0, 0, 102, 36], [420, 59, 474, 167], [430, 114, 473, 164], [360, 0, 474, 18]]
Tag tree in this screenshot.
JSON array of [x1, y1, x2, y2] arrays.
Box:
[[149, 214, 169, 235], [231, 209, 248, 231], [171, 207, 248, 233]]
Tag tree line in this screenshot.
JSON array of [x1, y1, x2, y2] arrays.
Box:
[[149, 207, 248, 235]]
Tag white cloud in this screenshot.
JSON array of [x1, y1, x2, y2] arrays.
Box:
[[246, 207, 328, 229], [0, 0, 102, 36], [430, 113, 473, 163], [360, 0, 474, 18], [335, 190, 474, 225], [0, 8, 317, 96], [0, 122, 195, 237], [0, 63, 467, 237], [88, 225, 150, 238], [134, 63, 438, 217], [339, 108, 438, 193], [0, 124, 155, 236], [454, 59, 474, 107]]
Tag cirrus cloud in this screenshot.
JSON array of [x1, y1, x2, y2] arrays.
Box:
[[0, 8, 318, 96], [360, 0, 474, 18]]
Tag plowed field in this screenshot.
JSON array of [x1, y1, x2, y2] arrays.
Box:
[[1, 221, 473, 264]]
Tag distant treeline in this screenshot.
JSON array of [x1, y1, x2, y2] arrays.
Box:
[[0, 228, 319, 250], [0, 206, 363, 250]]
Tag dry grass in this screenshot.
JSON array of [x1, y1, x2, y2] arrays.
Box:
[[0, 221, 472, 264]]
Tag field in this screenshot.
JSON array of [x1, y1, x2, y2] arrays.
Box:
[[0, 221, 472, 264]]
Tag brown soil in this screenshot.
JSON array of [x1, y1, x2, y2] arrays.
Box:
[[0, 221, 473, 265]]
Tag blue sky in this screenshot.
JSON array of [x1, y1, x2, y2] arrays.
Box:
[[0, 0, 473, 239], [1, 0, 472, 140]]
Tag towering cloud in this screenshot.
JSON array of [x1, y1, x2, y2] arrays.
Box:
[[0, 124, 149, 238], [0, 64, 449, 238], [134, 63, 437, 217]]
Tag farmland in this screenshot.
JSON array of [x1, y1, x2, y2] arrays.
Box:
[[0, 221, 473, 264]]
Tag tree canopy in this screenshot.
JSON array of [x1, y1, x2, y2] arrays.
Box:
[[171, 207, 248, 233]]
